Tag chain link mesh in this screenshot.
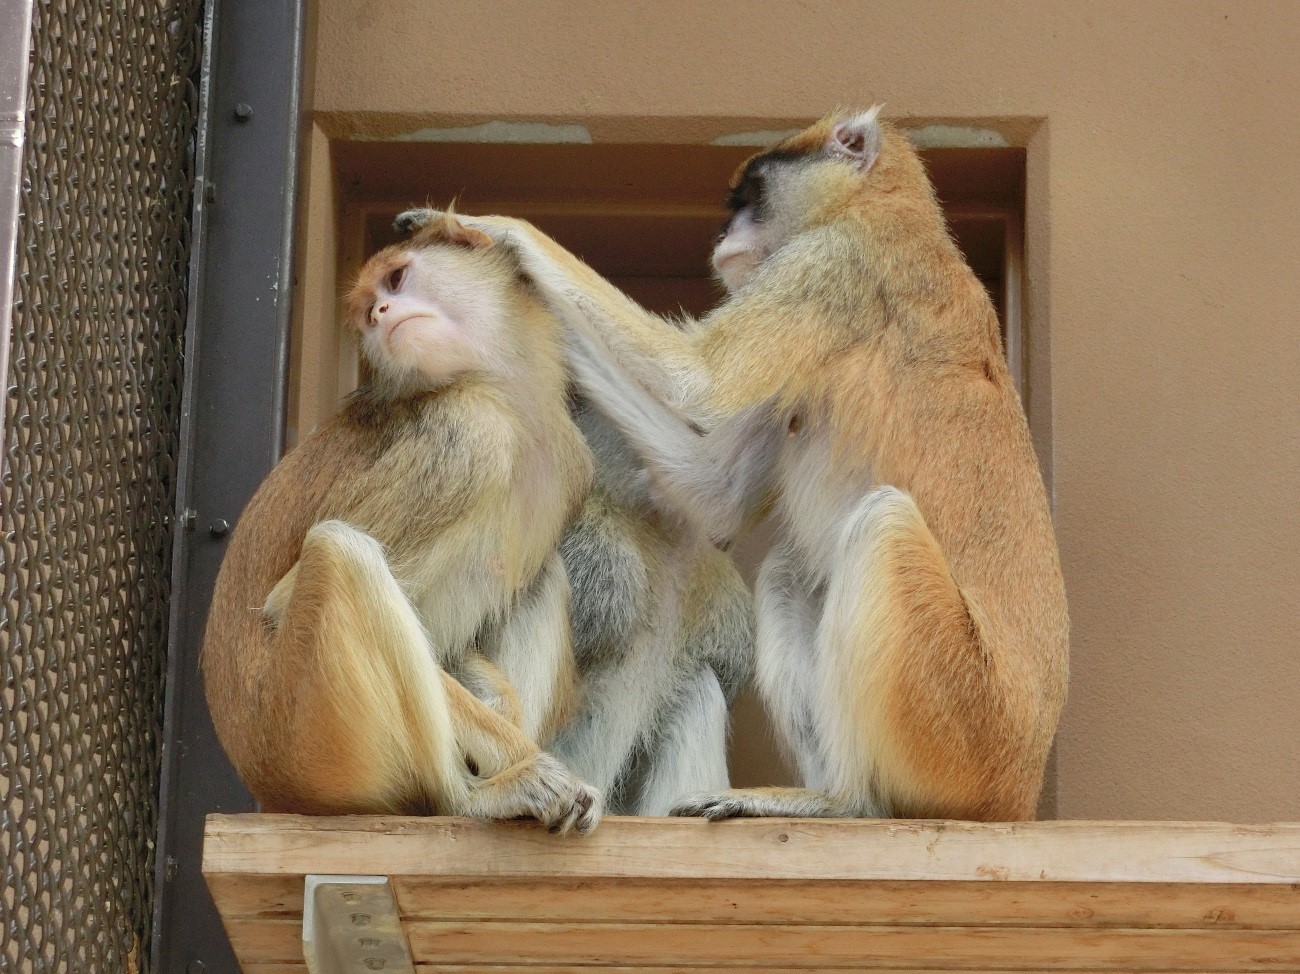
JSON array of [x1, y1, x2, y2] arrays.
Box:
[[2, 2, 205, 971]]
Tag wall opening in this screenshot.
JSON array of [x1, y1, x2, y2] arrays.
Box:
[[293, 137, 1028, 788]]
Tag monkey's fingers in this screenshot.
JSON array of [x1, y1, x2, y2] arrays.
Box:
[[550, 782, 603, 836], [669, 792, 748, 821], [393, 208, 436, 236]]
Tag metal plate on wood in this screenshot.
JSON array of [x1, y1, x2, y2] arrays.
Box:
[[304, 876, 414, 974]]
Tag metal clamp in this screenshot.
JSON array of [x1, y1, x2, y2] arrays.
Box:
[[303, 875, 414, 974]]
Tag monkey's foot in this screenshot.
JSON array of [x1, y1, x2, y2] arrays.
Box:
[[670, 792, 756, 821], [671, 787, 845, 820], [519, 752, 604, 835]]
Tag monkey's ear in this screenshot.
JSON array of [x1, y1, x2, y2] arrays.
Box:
[[443, 213, 495, 250], [827, 106, 883, 171]]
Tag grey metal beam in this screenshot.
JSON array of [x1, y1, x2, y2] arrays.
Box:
[[0, 0, 33, 447], [152, 0, 315, 971]]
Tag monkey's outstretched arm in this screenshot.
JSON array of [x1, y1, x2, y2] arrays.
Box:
[[565, 319, 782, 546], [396, 208, 711, 414]]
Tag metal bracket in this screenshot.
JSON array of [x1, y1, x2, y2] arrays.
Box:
[[303, 876, 414, 974]]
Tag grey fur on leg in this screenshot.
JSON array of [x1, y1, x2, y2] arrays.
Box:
[[550, 620, 683, 800], [754, 542, 827, 789], [635, 666, 730, 816], [556, 400, 756, 816]]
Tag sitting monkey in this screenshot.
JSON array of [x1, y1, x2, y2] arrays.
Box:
[[387, 215, 755, 816], [398, 107, 1069, 822], [202, 212, 600, 832]]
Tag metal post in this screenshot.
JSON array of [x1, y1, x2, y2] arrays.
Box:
[[152, 0, 314, 970], [0, 0, 34, 447]]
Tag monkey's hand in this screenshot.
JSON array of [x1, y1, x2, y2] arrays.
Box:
[[394, 207, 523, 246], [393, 207, 442, 236], [476, 751, 603, 835]]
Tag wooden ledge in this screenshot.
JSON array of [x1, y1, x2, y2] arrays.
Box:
[[204, 815, 1300, 973]]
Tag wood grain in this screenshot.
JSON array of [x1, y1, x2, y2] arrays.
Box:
[[204, 815, 1300, 885], [205, 814, 1300, 973], [222, 916, 1300, 971], [207, 873, 1300, 931]]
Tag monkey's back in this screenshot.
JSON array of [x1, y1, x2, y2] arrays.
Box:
[[202, 411, 380, 788]]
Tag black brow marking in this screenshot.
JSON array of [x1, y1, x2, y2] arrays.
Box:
[[725, 149, 808, 213]]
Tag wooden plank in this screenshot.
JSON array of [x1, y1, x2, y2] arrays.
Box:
[[404, 922, 1300, 971], [204, 815, 1300, 885], [390, 879, 1300, 931], [221, 917, 1300, 971], [205, 872, 302, 918], [206, 873, 1300, 931], [244, 968, 1254, 974], [245, 969, 1269, 974]]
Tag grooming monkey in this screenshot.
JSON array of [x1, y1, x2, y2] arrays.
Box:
[[398, 107, 1069, 822], [202, 212, 601, 831]]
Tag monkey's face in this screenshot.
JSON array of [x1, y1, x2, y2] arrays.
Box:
[[713, 108, 886, 293], [348, 216, 514, 390], [712, 204, 777, 294]]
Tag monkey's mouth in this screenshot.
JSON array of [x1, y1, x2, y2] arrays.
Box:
[[385, 315, 421, 342]]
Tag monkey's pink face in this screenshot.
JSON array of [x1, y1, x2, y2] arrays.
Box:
[[711, 208, 775, 293], [353, 247, 505, 386]]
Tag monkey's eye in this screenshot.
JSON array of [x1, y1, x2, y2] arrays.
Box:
[[387, 265, 406, 291]]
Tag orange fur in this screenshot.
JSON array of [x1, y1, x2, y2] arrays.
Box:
[[460, 112, 1067, 821], [202, 221, 597, 826]]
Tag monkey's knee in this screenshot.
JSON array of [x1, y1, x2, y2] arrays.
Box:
[[299, 519, 389, 579], [826, 487, 1026, 820], [836, 486, 924, 560]]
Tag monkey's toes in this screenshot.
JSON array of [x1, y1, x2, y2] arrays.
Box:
[[528, 754, 601, 835], [563, 784, 603, 835], [670, 792, 744, 820]]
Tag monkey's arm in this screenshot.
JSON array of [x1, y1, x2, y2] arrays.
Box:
[[396, 208, 711, 414], [566, 320, 783, 546], [451, 654, 525, 729]]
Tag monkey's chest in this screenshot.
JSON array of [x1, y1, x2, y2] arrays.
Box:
[[773, 423, 871, 580]]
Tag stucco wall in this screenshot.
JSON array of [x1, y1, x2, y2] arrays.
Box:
[[306, 1, 1300, 820]]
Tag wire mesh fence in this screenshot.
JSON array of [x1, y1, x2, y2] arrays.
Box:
[[2, 2, 206, 971]]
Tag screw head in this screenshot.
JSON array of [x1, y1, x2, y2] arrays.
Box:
[[233, 102, 253, 122], [208, 518, 230, 538]]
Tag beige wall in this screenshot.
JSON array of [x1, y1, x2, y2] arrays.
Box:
[[303, 1, 1300, 821]]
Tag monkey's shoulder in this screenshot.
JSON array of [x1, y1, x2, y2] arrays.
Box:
[[341, 384, 521, 468]]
